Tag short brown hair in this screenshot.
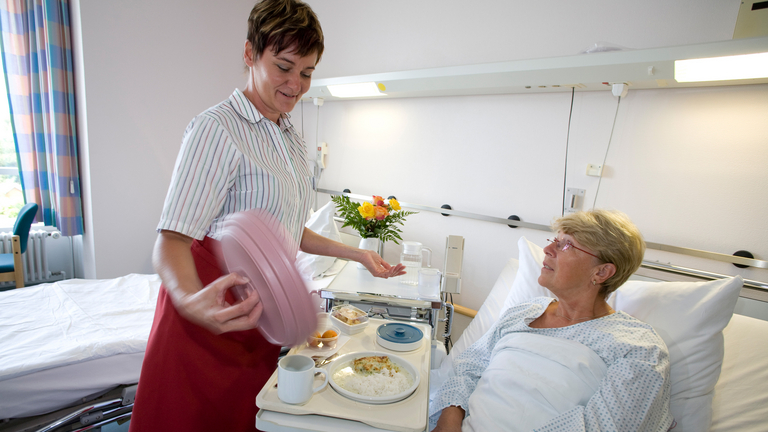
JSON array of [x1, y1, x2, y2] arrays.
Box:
[[552, 209, 645, 298], [247, 0, 324, 63]]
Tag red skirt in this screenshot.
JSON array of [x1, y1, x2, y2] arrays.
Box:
[[130, 237, 280, 431]]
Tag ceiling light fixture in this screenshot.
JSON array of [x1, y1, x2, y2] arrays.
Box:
[[675, 52, 768, 82], [327, 82, 386, 98]]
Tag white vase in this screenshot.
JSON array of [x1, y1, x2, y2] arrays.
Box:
[[357, 237, 382, 269]]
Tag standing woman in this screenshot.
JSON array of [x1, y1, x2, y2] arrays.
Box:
[[130, 1, 404, 430]]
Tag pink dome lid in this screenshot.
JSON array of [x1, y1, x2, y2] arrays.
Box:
[[214, 209, 317, 346]]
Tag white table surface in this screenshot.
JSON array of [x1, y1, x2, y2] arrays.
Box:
[[256, 318, 431, 432], [322, 261, 441, 302]]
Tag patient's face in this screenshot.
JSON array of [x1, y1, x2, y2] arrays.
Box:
[[539, 233, 601, 295]]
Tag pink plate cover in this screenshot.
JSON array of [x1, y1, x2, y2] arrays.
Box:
[[214, 209, 317, 347]]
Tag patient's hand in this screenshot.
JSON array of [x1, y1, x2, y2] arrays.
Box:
[[175, 273, 263, 334], [432, 406, 465, 432]]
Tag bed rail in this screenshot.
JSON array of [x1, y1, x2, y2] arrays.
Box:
[[452, 303, 477, 319]]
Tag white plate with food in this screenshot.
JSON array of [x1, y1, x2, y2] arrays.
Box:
[[327, 351, 420, 404]]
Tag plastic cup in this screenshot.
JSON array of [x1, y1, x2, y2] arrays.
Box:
[[417, 268, 442, 298]]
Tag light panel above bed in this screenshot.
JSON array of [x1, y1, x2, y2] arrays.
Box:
[[303, 37, 768, 101]]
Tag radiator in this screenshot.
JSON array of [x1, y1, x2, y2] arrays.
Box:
[[0, 229, 62, 285]]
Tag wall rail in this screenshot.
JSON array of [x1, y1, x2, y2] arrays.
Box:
[[318, 188, 768, 270]]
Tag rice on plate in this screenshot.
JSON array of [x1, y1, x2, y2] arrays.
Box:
[[328, 352, 420, 404]]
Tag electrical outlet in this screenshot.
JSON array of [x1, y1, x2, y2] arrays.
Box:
[[565, 188, 586, 213]]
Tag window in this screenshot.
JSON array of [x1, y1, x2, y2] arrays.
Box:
[[0, 57, 23, 227]]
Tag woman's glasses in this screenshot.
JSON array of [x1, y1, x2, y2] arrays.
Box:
[[547, 238, 601, 260]]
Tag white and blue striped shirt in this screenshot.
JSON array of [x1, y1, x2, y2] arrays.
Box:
[[157, 89, 313, 255]]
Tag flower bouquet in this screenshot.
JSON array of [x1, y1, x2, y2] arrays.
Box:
[[331, 194, 417, 245]]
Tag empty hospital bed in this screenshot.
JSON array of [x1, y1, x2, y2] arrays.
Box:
[[0, 274, 161, 432]]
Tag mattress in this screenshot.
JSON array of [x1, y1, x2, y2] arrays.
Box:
[[0, 273, 161, 419]]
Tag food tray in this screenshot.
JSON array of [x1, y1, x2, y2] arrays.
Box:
[[256, 318, 430, 432]]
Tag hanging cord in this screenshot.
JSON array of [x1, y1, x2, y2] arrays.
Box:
[[561, 87, 576, 216], [591, 95, 622, 210], [443, 292, 454, 353], [313, 102, 321, 209]]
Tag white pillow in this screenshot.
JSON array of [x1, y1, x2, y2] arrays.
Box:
[[608, 278, 742, 432], [501, 237, 556, 312], [295, 202, 342, 280], [501, 236, 744, 432]]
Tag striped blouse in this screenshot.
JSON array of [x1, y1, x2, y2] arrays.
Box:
[[157, 89, 313, 255]]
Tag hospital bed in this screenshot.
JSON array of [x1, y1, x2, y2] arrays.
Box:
[[0, 273, 161, 432], [431, 237, 768, 432]]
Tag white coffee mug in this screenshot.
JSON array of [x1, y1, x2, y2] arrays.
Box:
[[418, 268, 442, 298], [277, 355, 328, 405]]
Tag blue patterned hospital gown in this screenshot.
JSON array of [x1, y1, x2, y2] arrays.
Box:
[[430, 297, 674, 431]]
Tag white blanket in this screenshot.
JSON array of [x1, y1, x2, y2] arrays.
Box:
[[463, 333, 607, 432], [0, 274, 160, 381]]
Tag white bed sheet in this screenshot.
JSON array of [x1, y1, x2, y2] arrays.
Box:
[[0, 273, 161, 419], [710, 313, 768, 432]]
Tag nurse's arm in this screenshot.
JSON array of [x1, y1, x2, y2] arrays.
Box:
[[153, 230, 262, 334], [299, 227, 406, 278]]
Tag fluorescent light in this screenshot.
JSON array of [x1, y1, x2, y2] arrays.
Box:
[[327, 82, 386, 98], [675, 52, 768, 82]]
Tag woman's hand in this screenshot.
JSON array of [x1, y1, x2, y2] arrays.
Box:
[[299, 228, 406, 278], [432, 406, 465, 432], [358, 249, 406, 278], [154, 230, 264, 334], [174, 272, 264, 334]]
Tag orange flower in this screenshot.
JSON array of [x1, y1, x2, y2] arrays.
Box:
[[372, 196, 385, 206], [358, 202, 375, 219], [374, 205, 389, 220]]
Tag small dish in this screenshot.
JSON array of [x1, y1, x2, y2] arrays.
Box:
[[307, 324, 340, 349], [328, 351, 420, 404], [330, 304, 369, 335]]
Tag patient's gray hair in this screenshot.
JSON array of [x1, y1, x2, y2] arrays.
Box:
[[552, 209, 645, 298]]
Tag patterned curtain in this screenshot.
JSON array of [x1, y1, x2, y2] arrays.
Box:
[[0, 0, 83, 236]]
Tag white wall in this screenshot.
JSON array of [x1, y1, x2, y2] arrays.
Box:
[[296, 84, 768, 310], [70, 0, 767, 335], [73, 0, 255, 277], [290, 0, 768, 337]]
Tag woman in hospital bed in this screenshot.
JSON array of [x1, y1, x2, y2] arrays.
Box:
[[430, 209, 674, 432]]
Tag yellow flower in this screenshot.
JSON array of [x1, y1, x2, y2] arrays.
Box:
[[358, 201, 375, 219], [389, 198, 401, 211]]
